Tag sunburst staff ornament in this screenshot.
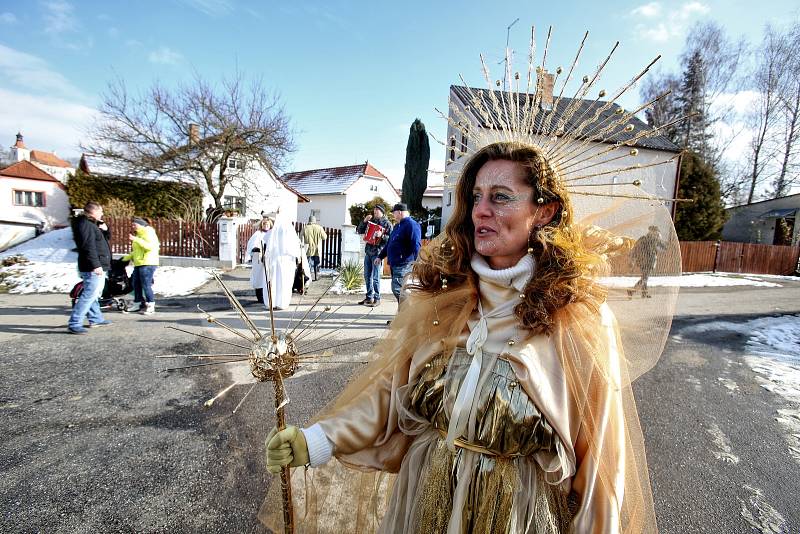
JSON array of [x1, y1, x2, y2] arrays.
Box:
[[156, 265, 375, 534], [432, 25, 693, 204]]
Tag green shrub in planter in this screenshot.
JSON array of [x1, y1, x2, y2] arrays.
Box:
[[338, 259, 364, 290]]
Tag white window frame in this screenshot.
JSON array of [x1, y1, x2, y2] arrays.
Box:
[[13, 189, 45, 207]]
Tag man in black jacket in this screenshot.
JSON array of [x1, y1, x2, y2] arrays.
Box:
[[68, 201, 113, 334]]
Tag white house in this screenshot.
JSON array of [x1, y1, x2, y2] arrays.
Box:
[[6, 133, 74, 184], [282, 162, 400, 228], [441, 82, 681, 224], [79, 153, 307, 221], [0, 160, 70, 250]]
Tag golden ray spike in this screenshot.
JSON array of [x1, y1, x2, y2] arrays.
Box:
[[547, 56, 663, 158], [165, 325, 252, 350], [545, 40, 619, 141], [479, 54, 512, 135], [298, 308, 376, 351], [205, 382, 238, 408], [155, 353, 247, 359], [458, 75, 494, 125], [564, 157, 677, 182], [566, 188, 690, 202], [525, 25, 536, 94], [212, 272, 262, 340], [542, 94, 605, 153], [232, 383, 258, 414], [551, 91, 670, 166], [294, 304, 344, 343], [197, 305, 257, 343], [159, 358, 248, 372], [298, 335, 377, 357], [287, 271, 343, 337], [561, 150, 641, 176]]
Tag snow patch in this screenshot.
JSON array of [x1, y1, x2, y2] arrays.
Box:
[[706, 422, 740, 464], [602, 273, 782, 288], [739, 485, 788, 534]]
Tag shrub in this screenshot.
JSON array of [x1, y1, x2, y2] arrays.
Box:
[[103, 197, 136, 218], [66, 169, 203, 220], [338, 259, 364, 290]]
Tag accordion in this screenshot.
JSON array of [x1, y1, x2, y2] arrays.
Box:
[[363, 221, 384, 245]]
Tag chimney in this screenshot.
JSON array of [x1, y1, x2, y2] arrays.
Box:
[[188, 124, 199, 145], [13, 132, 25, 149], [538, 70, 554, 111]]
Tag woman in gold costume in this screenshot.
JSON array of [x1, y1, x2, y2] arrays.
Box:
[[263, 140, 678, 533]]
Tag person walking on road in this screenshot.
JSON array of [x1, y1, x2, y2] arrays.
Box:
[[628, 225, 667, 299], [246, 217, 273, 304], [67, 201, 112, 334], [302, 215, 327, 282], [122, 217, 160, 314], [378, 203, 421, 304], [356, 205, 392, 307]]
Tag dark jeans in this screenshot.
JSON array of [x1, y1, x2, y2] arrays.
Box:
[[364, 254, 381, 300], [308, 255, 320, 280], [390, 263, 412, 303], [132, 265, 157, 303]]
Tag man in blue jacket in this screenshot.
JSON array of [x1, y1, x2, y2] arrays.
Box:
[[377, 203, 421, 304]]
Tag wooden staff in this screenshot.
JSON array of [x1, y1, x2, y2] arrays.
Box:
[[263, 238, 294, 534]]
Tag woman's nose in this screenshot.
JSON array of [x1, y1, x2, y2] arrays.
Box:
[[473, 197, 492, 218]]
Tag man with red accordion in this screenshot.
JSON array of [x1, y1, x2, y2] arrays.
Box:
[[356, 204, 392, 306]]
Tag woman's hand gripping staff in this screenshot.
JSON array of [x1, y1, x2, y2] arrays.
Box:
[[266, 425, 310, 473]]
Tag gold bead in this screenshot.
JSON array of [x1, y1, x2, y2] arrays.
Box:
[[616, 107, 624, 115], [527, 247, 534, 254], [519, 293, 525, 299], [599, 89, 606, 98], [632, 179, 642, 186], [509, 381, 517, 389], [432, 320, 440, 326], [514, 72, 520, 80], [206, 317, 214, 323], [629, 148, 638, 156], [624, 124, 634, 132], [425, 362, 431, 369], [556, 66, 563, 74], [496, 80, 501, 87], [507, 339, 515, 346], [537, 197, 544, 204], [582, 75, 589, 83]]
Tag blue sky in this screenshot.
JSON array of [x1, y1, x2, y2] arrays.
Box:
[[0, 0, 797, 185]]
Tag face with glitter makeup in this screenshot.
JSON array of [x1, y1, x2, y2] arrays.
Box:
[[471, 159, 558, 270]]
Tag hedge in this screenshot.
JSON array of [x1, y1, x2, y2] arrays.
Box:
[[66, 169, 204, 220]]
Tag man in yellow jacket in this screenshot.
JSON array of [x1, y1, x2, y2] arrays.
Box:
[[302, 215, 327, 281], [122, 217, 160, 315]]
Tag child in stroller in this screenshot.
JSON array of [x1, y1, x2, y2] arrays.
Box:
[[70, 258, 132, 311]]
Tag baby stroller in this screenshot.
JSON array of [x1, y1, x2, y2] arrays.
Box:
[[69, 258, 132, 311]]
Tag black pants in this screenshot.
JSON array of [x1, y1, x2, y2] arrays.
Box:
[[255, 287, 264, 304]]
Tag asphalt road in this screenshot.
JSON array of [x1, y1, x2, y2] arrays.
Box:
[[1, 271, 799, 533]]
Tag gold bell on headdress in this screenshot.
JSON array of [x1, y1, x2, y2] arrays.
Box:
[[599, 89, 606, 98], [630, 148, 639, 156], [432, 320, 440, 326], [624, 124, 635, 132], [519, 293, 525, 299], [616, 107, 625, 115], [527, 247, 534, 254], [537, 197, 545, 204]]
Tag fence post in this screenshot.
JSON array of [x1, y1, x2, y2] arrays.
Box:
[[712, 240, 721, 273]]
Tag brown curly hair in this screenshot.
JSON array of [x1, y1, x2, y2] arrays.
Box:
[[409, 141, 606, 334]]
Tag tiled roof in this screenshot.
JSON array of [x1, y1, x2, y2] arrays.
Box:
[[282, 163, 389, 195], [0, 160, 61, 182], [30, 150, 72, 168], [450, 85, 680, 153]]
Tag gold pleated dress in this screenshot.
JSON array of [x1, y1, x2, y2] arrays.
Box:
[[381, 346, 575, 534]]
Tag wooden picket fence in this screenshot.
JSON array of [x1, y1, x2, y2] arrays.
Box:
[[106, 216, 219, 258], [681, 241, 800, 275], [236, 221, 342, 268]]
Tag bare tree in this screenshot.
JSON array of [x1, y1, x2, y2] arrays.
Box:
[[772, 22, 800, 198], [84, 73, 294, 209], [744, 24, 787, 203]]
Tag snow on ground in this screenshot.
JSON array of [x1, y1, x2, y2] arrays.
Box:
[[682, 314, 800, 465], [0, 228, 215, 296], [602, 273, 782, 288]]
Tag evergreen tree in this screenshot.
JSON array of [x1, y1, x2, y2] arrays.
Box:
[[675, 51, 716, 163], [401, 119, 430, 215], [674, 151, 729, 240]]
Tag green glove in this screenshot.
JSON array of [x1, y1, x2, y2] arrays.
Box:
[[265, 425, 310, 474]]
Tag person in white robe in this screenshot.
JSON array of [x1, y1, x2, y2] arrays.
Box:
[[263, 212, 303, 310], [245, 218, 272, 304]]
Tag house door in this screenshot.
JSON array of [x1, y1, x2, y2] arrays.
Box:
[[773, 217, 795, 246]]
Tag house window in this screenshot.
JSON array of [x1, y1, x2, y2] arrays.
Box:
[[460, 125, 469, 156], [446, 191, 453, 207], [222, 195, 246, 214], [229, 158, 245, 170], [13, 190, 45, 207], [369, 184, 378, 192], [449, 138, 456, 162]]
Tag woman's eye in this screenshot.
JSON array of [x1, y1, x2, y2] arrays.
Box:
[[492, 193, 512, 203]]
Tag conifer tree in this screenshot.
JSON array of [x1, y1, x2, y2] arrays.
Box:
[[674, 151, 729, 240], [401, 119, 430, 215]]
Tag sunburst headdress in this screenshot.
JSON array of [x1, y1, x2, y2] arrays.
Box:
[[432, 26, 688, 204]]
